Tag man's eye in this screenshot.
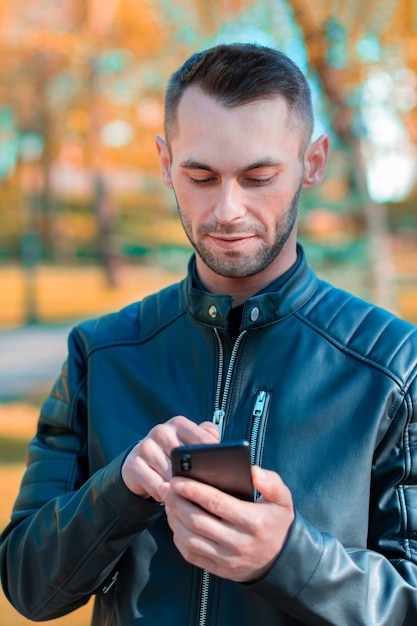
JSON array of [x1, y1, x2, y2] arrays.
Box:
[[190, 176, 215, 184], [247, 177, 274, 186]]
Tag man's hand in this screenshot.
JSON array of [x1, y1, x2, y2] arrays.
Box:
[[160, 466, 294, 583], [121, 416, 219, 501]]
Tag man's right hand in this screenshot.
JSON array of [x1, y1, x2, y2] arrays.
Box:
[[121, 416, 219, 501]]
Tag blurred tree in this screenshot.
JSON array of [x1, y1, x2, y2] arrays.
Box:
[[0, 0, 169, 290], [1, 0, 416, 315], [286, 0, 417, 309]]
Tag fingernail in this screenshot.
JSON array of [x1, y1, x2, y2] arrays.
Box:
[[158, 482, 170, 500], [171, 478, 186, 492]]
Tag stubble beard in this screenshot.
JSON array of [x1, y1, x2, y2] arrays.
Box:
[[175, 178, 303, 279]]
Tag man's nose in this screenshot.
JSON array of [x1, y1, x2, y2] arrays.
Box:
[[213, 181, 246, 223]]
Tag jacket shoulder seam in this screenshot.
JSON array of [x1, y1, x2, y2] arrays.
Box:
[[294, 310, 417, 390], [74, 281, 186, 357], [85, 311, 186, 357]]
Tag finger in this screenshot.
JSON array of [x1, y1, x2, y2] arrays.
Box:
[[122, 424, 186, 498], [251, 466, 293, 508], [166, 503, 225, 572], [164, 493, 256, 579], [165, 416, 220, 448], [122, 455, 165, 501], [122, 417, 220, 498], [139, 436, 172, 478], [169, 476, 252, 526], [165, 492, 232, 555], [144, 417, 219, 477], [198, 421, 220, 440]]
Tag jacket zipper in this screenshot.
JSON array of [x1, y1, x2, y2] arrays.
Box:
[[249, 389, 270, 500], [198, 571, 210, 626], [198, 386, 270, 626], [249, 390, 270, 465], [211, 328, 247, 441], [197, 328, 247, 626]]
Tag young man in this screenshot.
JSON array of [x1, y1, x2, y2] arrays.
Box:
[[2, 43, 417, 626]]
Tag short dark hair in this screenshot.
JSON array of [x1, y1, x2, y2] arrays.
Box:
[[164, 42, 314, 149]]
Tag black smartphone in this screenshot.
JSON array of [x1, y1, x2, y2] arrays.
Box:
[[171, 440, 254, 501]]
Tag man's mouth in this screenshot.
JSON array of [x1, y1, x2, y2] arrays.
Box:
[[207, 233, 255, 250]]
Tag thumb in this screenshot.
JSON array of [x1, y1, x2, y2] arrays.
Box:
[[252, 466, 293, 508]]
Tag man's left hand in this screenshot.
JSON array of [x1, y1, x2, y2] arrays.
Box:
[[159, 466, 294, 583]]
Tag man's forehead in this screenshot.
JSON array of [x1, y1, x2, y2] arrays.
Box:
[[170, 87, 303, 160], [173, 87, 295, 145], [176, 85, 290, 118]]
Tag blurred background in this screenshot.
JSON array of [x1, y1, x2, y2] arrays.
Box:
[[1, 0, 417, 623]]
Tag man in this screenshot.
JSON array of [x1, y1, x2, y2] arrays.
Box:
[[2, 43, 417, 626]]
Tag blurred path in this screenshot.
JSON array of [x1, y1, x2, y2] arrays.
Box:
[[0, 324, 72, 401]]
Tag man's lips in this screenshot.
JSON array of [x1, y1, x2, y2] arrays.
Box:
[[206, 233, 255, 250]]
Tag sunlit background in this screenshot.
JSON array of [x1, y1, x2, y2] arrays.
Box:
[[1, 1, 417, 624]]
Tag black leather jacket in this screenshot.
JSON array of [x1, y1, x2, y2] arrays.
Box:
[[2, 247, 417, 625]]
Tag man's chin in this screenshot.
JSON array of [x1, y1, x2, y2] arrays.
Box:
[[203, 258, 268, 280]]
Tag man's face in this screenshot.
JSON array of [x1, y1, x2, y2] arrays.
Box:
[[157, 87, 318, 289]]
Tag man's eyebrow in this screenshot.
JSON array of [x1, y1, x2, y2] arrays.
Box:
[[180, 158, 282, 172], [180, 159, 213, 170], [244, 158, 282, 171]]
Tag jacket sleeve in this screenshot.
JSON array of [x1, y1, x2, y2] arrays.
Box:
[[248, 377, 417, 625], [0, 324, 164, 621]]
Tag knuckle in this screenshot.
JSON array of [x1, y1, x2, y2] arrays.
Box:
[[170, 415, 187, 428], [205, 492, 226, 517], [246, 514, 264, 537], [138, 436, 152, 453], [188, 512, 207, 535], [150, 423, 167, 440], [186, 534, 202, 555], [174, 534, 198, 562]]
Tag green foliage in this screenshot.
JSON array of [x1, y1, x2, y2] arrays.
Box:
[[0, 436, 27, 464]]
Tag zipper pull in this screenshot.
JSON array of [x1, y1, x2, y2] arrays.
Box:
[[253, 390, 266, 418], [212, 409, 225, 440]]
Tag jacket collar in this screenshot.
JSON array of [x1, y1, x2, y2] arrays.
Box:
[[182, 244, 317, 331]]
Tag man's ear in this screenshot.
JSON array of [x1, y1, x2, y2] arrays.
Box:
[[302, 134, 329, 190], [155, 134, 173, 189]]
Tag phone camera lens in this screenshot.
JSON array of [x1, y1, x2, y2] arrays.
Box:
[[180, 453, 192, 471]]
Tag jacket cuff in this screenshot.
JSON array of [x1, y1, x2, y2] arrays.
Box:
[[245, 509, 325, 601], [97, 451, 165, 527]]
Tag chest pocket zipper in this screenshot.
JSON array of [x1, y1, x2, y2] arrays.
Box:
[[249, 389, 271, 467]]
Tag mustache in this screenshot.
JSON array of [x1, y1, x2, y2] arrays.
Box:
[[197, 223, 265, 236]]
